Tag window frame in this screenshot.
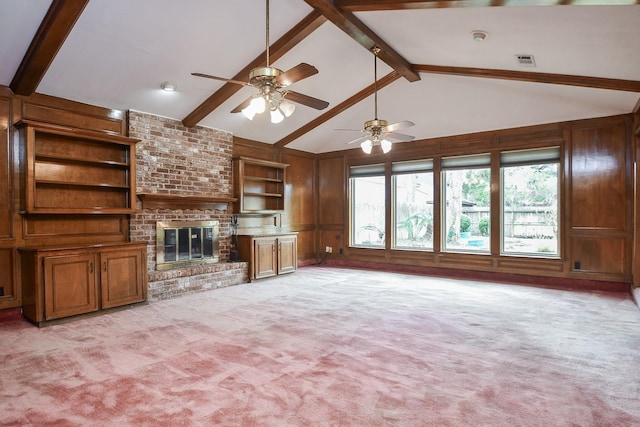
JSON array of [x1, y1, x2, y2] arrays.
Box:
[[500, 147, 561, 258], [391, 159, 435, 251], [441, 154, 492, 254], [349, 164, 386, 249]]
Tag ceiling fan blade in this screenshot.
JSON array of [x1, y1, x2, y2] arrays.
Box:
[[384, 132, 415, 142], [384, 120, 415, 132], [346, 135, 371, 145], [275, 63, 319, 87], [230, 96, 253, 114], [283, 91, 329, 110], [191, 72, 249, 86]]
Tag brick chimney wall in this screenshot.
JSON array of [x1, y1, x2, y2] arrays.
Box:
[[128, 110, 248, 300]]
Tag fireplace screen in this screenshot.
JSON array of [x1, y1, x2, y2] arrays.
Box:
[[156, 221, 219, 270]]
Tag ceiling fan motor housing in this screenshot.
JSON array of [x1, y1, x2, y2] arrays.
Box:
[[364, 119, 388, 132], [249, 66, 282, 86]]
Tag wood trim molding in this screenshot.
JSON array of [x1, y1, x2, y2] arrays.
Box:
[[275, 71, 401, 148], [304, 0, 419, 82], [137, 194, 236, 211], [181, 11, 327, 128], [10, 0, 89, 96], [413, 64, 640, 93]]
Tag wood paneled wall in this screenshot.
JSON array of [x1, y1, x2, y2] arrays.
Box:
[[234, 115, 634, 288], [317, 156, 346, 258], [280, 151, 316, 261], [316, 114, 634, 288], [0, 87, 128, 310], [568, 120, 632, 279]]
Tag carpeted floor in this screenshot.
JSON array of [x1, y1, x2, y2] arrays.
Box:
[[1, 266, 640, 426]]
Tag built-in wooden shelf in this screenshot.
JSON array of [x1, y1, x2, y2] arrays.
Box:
[[233, 156, 288, 213], [137, 193, 236, 211], [17, 120, 139, 214]]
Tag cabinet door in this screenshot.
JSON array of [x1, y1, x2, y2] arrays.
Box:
[[44, 254, 98, 320], [254, 237, 277, 279], [277, 236, 297, 275], [100, 248, 146, 309]]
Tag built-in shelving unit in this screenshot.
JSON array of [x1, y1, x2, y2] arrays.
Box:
[[17, 120, 139, 214], [233, 157, 288, 213]]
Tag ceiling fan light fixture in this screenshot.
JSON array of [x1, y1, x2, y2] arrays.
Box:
[[381, 138, 392, 153], [241, 102, 257, 120], [241, 108, 256, 120], [279, 99, 296, 117], [270, 107, 284, 124], [250, 96, 266, 114], [361, 140, 373, 154]]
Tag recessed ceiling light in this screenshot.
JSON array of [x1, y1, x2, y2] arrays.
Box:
[[161, 81, 177, 92], [471, 31, 489, 42]]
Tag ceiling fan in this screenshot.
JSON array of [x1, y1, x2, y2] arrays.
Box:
[[191, 0, 329, 123], [337, 47, 415, 154]]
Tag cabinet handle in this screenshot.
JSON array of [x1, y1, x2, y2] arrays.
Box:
[[90, 263, 94, 274], [104, 261, 107, 272]]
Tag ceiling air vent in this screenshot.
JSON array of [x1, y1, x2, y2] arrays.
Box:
[[515, 54, 536, 67]]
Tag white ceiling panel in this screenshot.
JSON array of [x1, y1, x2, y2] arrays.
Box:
[[2, 1, 638, 154]]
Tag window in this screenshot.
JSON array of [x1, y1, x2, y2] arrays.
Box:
[[442, 154, 491, 252], [501, 147, 560, 256], [350, 164, 386, 247], [392, 160, 434, 250]]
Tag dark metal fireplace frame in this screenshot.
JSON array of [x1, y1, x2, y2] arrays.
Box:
[[156, 220, 220, 270]]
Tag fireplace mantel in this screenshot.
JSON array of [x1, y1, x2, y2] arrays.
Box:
[[137, 194, 236, 211]]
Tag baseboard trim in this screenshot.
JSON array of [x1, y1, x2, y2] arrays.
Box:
[[317, 259, 630, 294]]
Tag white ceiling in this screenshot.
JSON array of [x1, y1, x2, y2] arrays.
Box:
[[1, 0, 639, 154]]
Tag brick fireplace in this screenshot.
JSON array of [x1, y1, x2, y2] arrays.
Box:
[[128, 111, 248, 300]]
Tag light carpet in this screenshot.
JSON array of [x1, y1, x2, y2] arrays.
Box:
[[1, 266, 640, 426]]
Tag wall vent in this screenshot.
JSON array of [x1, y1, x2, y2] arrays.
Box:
[[515, 54, 536, 67]]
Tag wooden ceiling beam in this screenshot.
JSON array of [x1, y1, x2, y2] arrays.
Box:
[[336, 0, 626, 10], [182, 11, 327, 128], [304, 0, 420, 82], [275, 71, 401, 148], [10, 0, 89, 96], [337, 0, 457, 10], [413, 64, 640, 93]]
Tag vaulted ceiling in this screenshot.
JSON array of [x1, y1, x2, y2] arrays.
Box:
[[2, 0, 639, 153]]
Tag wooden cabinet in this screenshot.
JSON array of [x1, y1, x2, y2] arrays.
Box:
[[100, 246, 147, 309], [237, 234, 297, 281], [277, 234, 298, 275], [19, 242, 147, 325], [17, 120, 139, 214], [233, 157, 288, 213], [43, 252, 99, 320], [253, 237, 278, 279]]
